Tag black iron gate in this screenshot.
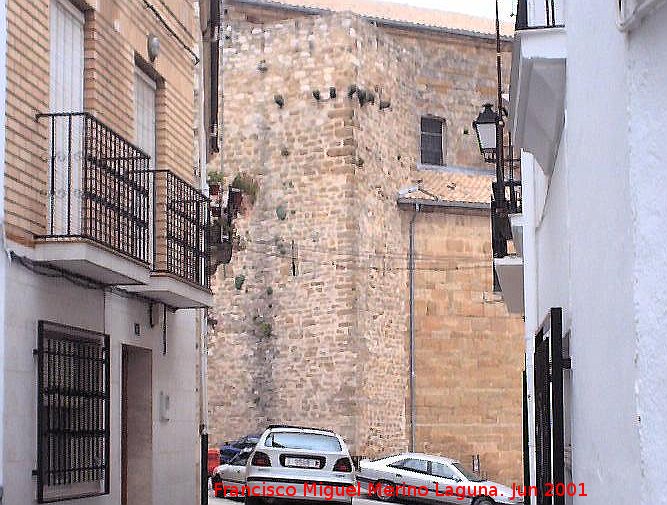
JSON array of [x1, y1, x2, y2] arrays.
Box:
[[522, 369, 531, 505], [533, 307, 567, 505]]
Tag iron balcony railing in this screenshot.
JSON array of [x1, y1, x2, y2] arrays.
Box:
[[36, 112, 151, 264], [515, 0, 565, 30], [150, 170, 211, 289]]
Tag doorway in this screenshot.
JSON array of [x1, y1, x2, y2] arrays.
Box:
[[121, 345, 153, 505]]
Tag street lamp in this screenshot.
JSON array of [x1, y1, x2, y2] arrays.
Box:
[[472, 103, 499, 163]]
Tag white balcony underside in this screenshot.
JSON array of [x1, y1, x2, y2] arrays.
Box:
[[34, 239, 150, 285], [494, 256, 525, 314], [510, 27, 566, 175], [122, 274, 212, 309]]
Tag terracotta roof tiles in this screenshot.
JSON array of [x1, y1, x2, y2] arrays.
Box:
[[405, 170, 493, 205]]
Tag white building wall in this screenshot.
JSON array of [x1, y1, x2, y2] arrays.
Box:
[[521, 137, 570, 493], [3, 261, 199, 505], [534, 139, 570, 321], [627, 4, 667, 503], [566, 0, 642, 502]]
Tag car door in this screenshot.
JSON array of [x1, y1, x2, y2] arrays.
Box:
[[388, 458, 430, 500], [428, 462, 471, 505], [222, 451, 251, 489]]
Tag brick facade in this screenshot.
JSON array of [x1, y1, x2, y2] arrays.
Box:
[[208, 0, 523, 483], [5, 0, 198, 245]]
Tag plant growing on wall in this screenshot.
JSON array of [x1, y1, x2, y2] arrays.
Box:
[[231, 172, 259, 205], [207, 171, 225, 197], [234, 274, 246, 290], [207, 171, 225, 184]]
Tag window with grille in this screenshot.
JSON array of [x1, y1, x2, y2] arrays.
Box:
[[420, 116, 446, 166], [36, 321, 110, 503]]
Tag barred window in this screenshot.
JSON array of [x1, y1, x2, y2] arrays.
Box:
[[420, 116, 446, 166], [36, 321, 110, 503]]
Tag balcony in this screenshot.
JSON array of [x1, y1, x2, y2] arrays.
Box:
[[35, 112, 212, 308], [34, 112, 152, 285], [491, 153, 524, 313], [510, 0, 566, 175], [123, 170, 212, 309]]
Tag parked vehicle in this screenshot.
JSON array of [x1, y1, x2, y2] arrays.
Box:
[[358, 453, 522, 505], [208, 447, 221, 477], [220, 433, 262, 464], [245, 425, 356, 504], [212, 448, 254, 498]]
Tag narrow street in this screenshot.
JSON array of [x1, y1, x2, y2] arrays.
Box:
[[208, 493, 378, 505]]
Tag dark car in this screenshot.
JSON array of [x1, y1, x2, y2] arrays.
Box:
[[219, 433, 261, 464]]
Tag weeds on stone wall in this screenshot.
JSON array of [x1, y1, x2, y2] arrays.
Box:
[[231, 172, 259, 205]]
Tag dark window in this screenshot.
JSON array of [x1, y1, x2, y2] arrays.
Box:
[[265, 432, 342, 452], [421, 116, 446, 166], [452, 463, 484, 482], [430, 462, 459, 480], [36, 321, 110, 503], [390, 458, 429, 474], [230, 452, 251, 466]]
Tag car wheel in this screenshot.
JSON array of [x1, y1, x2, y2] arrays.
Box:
[[245, 495, 264, 505], [212, 476, 224, 498], [473, 498, 495, 505], [375, 480, 396, 502]]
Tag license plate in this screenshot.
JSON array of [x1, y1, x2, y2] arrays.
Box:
[[285, 457, 320, 468]]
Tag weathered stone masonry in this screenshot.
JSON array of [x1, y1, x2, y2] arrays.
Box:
[[208, 0, 523, 483]]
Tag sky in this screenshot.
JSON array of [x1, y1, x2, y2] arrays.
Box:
[[381, 0, 514, 21]]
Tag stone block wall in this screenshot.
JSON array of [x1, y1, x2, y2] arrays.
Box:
[[412, 210, 525, 483], [208, 1, 523, 483]]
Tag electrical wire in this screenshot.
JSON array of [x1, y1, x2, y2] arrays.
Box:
[[10, 251, 178, 310], [238, 243, 492, 273], [250, 237, 492, 264]]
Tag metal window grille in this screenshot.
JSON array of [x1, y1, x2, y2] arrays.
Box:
[[515, 0, 563, 30], [420, 117, 445, 166], [533, 307, 566, 505], [36, 321, 110, 503], [36, 112, 152, 264]]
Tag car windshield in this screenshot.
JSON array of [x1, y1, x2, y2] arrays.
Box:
[[452, 463, 484, 482], [266, 432, 342, 452], [230, 452, 251, 466]]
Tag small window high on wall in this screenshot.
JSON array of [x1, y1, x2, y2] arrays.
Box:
[[420, 116, 446, 166]]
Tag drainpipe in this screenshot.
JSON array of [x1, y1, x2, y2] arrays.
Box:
[[195, 3, 211, 504], [0, 0, 7, 500], [409, 203, 420, 451]]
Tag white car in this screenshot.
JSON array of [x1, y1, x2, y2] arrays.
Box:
[[358, 453, 522, 505], [245, 425, 356, 505], [212, 447, 253, 498]]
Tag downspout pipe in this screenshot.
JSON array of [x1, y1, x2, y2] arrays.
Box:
[[409, 203, 420, 451], [209, 0, 220, 154]]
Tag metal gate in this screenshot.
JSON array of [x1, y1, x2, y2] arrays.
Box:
[[533, 307, 567, 505]]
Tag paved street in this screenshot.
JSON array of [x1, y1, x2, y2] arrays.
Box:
[[208, 489, 378, 505]]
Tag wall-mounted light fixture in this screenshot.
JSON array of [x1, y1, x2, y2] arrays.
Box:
[[147, 34, 160, 62], [274, 94, 285, 108], [312, 90, 321, 101], [329, 87, 337, 99]]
